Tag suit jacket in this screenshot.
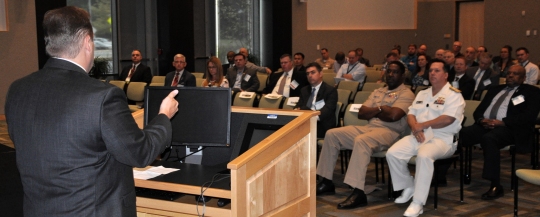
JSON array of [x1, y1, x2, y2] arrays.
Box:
[[222, 63, 233, 76], [226, 67, 260, 92], [164, 70, 196, 87], [473, 84, 540, 153], [263, 68, 309, 97], [466, 67, 499, 100], [5, 58, 172, 217], [295, 65, 306, 72], [295, 82, 338, 137], [456, 73, 475, 100], [119, 63, 153, 84], [447, 65, 456, 82]]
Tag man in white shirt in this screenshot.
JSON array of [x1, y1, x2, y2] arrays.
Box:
[[516, 47, 539, 85], [264, 54, 308, 97], [467, 53, 500, 100], [336, 50, 367, 90]]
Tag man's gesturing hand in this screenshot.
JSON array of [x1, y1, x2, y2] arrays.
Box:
[[159, 89, 179, 119]]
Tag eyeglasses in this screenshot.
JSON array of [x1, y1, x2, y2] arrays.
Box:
[[173, 61, 186, 64]]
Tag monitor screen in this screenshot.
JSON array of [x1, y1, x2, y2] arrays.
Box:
[[144, 87, 231, 147]]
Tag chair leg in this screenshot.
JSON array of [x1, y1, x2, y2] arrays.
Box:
[[381, 158, 386, 184], [375, 158, 380, 183], [434, 161, 439, 210], [465, 145, 472, 184], [460, 147, 464, 202], [388, 166, 394, 200], [514, 173, 518, 217], [511, 146, 516, 191]]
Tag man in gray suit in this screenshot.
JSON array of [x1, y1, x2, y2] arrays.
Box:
[[226, 53, 260, 92], [5, 6, 179, 217], [467, 53, 499, 100]]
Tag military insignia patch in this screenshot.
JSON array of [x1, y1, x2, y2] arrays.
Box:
[[434, 97, 445, 105]]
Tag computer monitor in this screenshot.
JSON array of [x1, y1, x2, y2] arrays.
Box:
[[144, 86, 231, 147]]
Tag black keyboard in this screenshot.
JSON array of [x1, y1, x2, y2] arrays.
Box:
[[135, 187, 183, 201]]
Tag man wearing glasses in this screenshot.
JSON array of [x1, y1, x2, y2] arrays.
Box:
[[164, 54, 196, 87]]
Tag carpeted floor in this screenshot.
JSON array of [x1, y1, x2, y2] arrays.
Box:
[[1, 117, 540, 216]]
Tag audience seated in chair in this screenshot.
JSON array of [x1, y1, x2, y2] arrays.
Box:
[[457, 65, 540, 200], [164, 54, 196, 87], [263, 54, 308, 97], [386, 59, 465, 217], [316, 61, 414, 210], [203, 56, 229, 87]]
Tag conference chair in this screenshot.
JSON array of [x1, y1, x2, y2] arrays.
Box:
[[336, 89, 351, 115], [151, 76, 165, 84], [256, 74, 267, 94], [258, 95, 283, 109], [149, 83, 164, 86], [414, 85, 429, 95], [337, 80, 360, 102], [109, 80, 126, 90], [322, 73, 336, 87], [315, 102, 342, 163], [353, 91, 371, 104], [322, 69, 334, 74], [365, 69, 381, 83], [373, 64, 384, 71], [232, 92, 256, 107], [126, 82, 147, 112], [282, 97, 297, 110], [514, 169, 540, 216], [192, 72, 204, 78], [361, 82, 385, 92], [196, 78, 204, 87]]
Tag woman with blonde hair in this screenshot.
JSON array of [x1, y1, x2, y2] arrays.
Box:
[[203, 56, 229, 87]]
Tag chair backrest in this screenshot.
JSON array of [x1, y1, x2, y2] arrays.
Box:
[[335, 102, 343, 127], [322, 73, 336, 87], [353, 91, 371, 104], [322, 69, 334, 74], [126, 82, 147, 102], [365, 69, 380, 83], [336, 89, 351, 113], [196, 78, 205, 87], [257, 74, 268, 92], [109, 80, 125, 89], [338, 80, 360, 102], [192, 72, 204, 78], [480, 89, 488, 101], [362, 82, 385, 92], [258, 96, 283, 109], [282, 97, 297, 110], [149, 83, 164, 86], [233, 92, 256, 107], [372, 64, 384, 71], [343, 104, 369, 126], [463, 100, 481, 127], [151, 76, 165, 84]]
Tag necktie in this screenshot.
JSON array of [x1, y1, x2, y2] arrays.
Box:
[[488, 88, 511, 119], [277, 72, 288, 95], [455, 77, 459, 81], [171, 72, 180, 86], [306, 88, 316, 109], [128, 65, 135, 78]]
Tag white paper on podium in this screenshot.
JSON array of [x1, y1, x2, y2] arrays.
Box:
[[133, 166, 180, 180]]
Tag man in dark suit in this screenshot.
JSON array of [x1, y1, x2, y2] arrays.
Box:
[[453, 57, 476, 99], [4, 6, 179, 217], [221, 51, 235, 76], [467, 53, 500, 100], [264, 54, 308, 97], [294, 62, 338, 137], [119, 49, 153, 84], [226, 53, 260, 92], [164, 54, 196, 87], [443, 50, 457, 82], [293, 52, 306, 72], [460, 65, 540, 200]]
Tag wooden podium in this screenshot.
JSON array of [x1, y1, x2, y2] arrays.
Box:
[[132, 107, 319, 216]]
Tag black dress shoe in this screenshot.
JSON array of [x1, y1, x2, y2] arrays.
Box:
[[316, 178, 335, 195], [481, 185, 504, 200], [337, 188, 368, 209]]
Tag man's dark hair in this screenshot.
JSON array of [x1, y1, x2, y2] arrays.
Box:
[[391, 48, 401, 55], [516, 47, 529, 54], [388, 60, 406, 74], [430, 59, 449, 73], [234, 53, 246, 60], [43, 6, 93, 58], [408, 44, 417, 49], [386, 52, 399, 58], [321, 48, 328, 52], [478, 46, 487, 52], [306, 62, 322, 72], [280, 53, 292, 60], [335, 52, 346, 62], [294, 52, 305, 59]]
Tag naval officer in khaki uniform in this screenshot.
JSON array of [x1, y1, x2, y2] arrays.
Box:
[[386, 59, 465, 217], [316, 61, 414, 209]]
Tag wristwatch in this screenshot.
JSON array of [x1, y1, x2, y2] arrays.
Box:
[[378, 106, 382, 113]]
